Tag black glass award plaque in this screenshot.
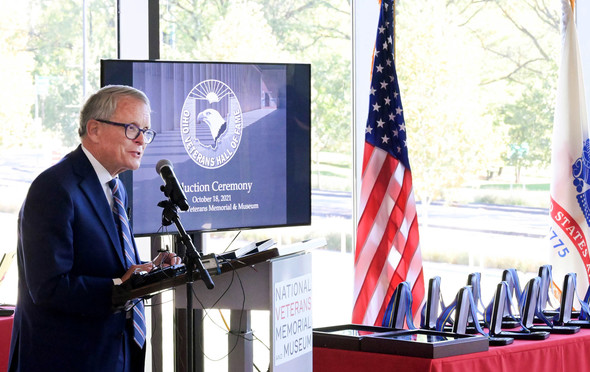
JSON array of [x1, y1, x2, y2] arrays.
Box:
[[313, 324, 394, 351], [360, 329, 489, 358]]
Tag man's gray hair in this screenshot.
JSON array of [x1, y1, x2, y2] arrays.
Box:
[[78, 85, 151, 138]]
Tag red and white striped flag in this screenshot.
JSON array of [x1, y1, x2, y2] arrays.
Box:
[[353, 0, 425, 326], [549, 0, 590, 297]]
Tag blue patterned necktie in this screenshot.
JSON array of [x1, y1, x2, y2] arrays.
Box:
[[108, 178, 146, 348]]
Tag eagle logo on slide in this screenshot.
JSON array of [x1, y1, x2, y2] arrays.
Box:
[[197, 109, 227, 149], [572, 139, 590, 224], [180, 79, 243, 169]]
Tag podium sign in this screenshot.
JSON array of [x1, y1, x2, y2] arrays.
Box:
[[271, 254, 313, 370]]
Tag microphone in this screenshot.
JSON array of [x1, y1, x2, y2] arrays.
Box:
[[156, 159, 189, 211]]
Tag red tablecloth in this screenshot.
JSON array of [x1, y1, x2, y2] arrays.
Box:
[[314, 328, 590, 372], [0, 313, 13, 372]]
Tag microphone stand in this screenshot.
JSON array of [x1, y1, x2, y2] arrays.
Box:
[[158, 199, 214, 372]]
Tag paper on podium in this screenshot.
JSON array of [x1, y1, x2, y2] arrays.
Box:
[[277, 237, 327, 256], [218, 238, 277, 260]]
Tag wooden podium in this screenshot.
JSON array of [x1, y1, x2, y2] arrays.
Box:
[[113, 246, 314, 372]]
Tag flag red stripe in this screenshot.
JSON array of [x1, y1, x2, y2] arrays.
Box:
[[356, 147, 400, 262], [362, 140, 375, 174], [353, 148, 403, 300], [410, 269, 425, 323], [353, 163, 422, 325], [355, 187, 407, 321], [375, 214, 422, 323]]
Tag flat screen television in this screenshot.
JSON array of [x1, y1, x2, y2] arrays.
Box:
[[101, 59, 311, 236]]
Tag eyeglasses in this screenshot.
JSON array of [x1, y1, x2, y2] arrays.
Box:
[[95, 119, 157, 144]]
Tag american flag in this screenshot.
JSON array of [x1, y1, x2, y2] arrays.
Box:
[[352, 0, 425, 326]]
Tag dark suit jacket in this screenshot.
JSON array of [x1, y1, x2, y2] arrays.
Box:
[[8, 146, 141, 372]]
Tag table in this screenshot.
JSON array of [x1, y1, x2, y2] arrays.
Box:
[[0, 312, 14, 372], [313, 328, 590, 372]]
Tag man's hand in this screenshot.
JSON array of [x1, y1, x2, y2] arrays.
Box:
[[120, 262, 156, 283], [118, 252, 182, 283], [153, 251, 182, 268]]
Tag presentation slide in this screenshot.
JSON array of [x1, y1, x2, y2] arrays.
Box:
[[102, 60, 310, 235]]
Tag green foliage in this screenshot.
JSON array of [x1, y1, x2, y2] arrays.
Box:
[[160, 0, 352, 155], [312, 53, 352, 154], [496, 78, 556, 172], [449, 0, 559, 85], [0, 2, 36, 148], [445, 183, 550, 208], [422, 249, 469, 266], [311, 151, 352, 191], [451, 0, 560, 185], [396, 1, 503, 202], [26, 0, 117, 146], [396, 0, 559, 202], [479, 183, 549, 191]]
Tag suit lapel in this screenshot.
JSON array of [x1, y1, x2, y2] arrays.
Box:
[[70, 146, 127, 269]]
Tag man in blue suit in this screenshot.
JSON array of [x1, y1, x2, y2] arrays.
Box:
[[8, 85, 180, 371]]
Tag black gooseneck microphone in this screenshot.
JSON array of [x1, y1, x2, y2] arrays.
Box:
[[156, 159, 189, 211]]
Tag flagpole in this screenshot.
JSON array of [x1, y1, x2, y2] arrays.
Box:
[[570, 0, 575, 23]]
